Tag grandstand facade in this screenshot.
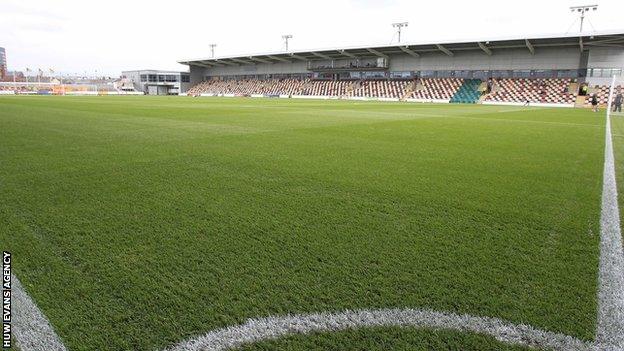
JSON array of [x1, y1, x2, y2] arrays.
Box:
[[179, 31, 624, 107]]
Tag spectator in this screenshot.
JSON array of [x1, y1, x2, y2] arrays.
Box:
[[591, 93, 599, 112], [580, 84, 588, 96], [614, 89, 623, 113]]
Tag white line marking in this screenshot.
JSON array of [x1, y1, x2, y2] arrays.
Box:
[[12, 275, 67, 351], [164, 308, 591, 351], [594, 106, 624, 350]]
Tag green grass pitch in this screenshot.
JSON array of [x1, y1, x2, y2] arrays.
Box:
[[0, 96, 609, 350]]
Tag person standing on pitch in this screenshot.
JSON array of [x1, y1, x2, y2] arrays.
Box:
[[591, 94, 599, 112], [614, 89, 623, 113]]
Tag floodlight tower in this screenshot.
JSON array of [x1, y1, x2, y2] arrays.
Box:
[[392, 22, 408, 43], [209, 44, 217, 58], [282, 34, 293, 52], [570, 4, 598, 33]]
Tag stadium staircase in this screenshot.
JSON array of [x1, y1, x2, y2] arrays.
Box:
[[450, 79, 482, 103], [574, 95, 587, 108], [401, 80, 417, 101]]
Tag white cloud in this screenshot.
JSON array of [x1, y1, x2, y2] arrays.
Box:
[[0, 0, 622, 76]]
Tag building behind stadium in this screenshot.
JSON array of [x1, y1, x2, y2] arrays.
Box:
[[121, 70, 191, 95]]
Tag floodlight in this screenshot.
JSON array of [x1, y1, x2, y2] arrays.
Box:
[[569, 5, 598, 33], [282, 35, 293, 51], [391, 22, 409, 43]]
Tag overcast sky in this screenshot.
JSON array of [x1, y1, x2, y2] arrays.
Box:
[[1, 0, 623, 76]]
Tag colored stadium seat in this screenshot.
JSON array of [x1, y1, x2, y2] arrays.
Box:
[[484, 78, 575, 105]]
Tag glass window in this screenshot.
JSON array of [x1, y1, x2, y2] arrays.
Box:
[[140, 75, 147, 82], [473, 70, 490, 79], [512, 70, 531, 78], [362, 71, 386, 78], [491, 70, 511, 78], [531, 70, 552, 78], [557, 70, 578, 78], [181, 75, 190, 83], [148, 74, 157, 82], [454, 70, 472, 78], [390, 71, 412, 78]]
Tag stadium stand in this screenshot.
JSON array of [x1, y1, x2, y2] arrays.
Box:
[[450, 79, 482, 104], [304, 80, 352, 97], [187, 78, 308, 96], [349, 80, 410, 99], [0, 84, 36, 93], [582, 85, 622, 106], [410, 78, 463, 101], [188, 78, 411, 99], [484, 78, 576, 105], [174, 31, 624, 106], [185, 77, 620, 107]]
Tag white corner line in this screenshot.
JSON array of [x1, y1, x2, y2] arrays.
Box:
[[163, 308, 592, 351], [594, 99, 624, 350], [12, 274, 67, 351]]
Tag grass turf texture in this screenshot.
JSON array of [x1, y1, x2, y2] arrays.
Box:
[[236, 326, 532, 351], [0, 96, 605, 350]]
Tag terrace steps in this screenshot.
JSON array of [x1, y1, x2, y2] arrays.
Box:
[[450, 79, 482, 104]]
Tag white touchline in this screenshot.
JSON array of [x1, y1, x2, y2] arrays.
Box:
[[594, 78, 624, 350], [12, 275, 67, 351]]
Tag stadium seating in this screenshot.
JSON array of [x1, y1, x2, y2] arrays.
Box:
[[410, 78, 463, 101], [450, 79, 482, 104], [303, 80, 352, 96], [188, 79, 412, 99], [484, 78, 575, 105], [349, 80, 410, 99], [0, 84, 36, 93], [186, 77, 619, 107], [582, 85, 623, 106], [188, 78, 309, 96]]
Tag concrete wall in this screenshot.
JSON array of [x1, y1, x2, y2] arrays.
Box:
[[588, 48, 624, 68], [586, 48, 624, 86], [198, 61, 308, 78], [389, 47, 581, 71], [587, 76, 624, 86], [189, 65, 205, 86]]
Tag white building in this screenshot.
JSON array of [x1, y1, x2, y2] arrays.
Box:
[[121, 70, 191, 95]]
